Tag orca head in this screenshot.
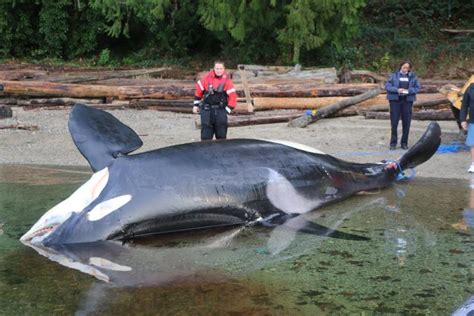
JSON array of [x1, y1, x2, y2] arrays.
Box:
[[20, 167, 110, 244]]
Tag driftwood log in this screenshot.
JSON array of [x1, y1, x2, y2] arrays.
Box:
[[0, 79, 443, 100], [440, 28, 474, 34], [358, 97, 451, 113], [347, 70, 386, 83], [288, 88, 381, 128], [0, 123, 38, 130], [195, 111, 302, 128], [44, 67, 170, 84], [252, 93, 447, 111], [0, 70, 48, 81], [362, 109, 454, 120], [15, 98, 104, 107], [0, 77, 455, 102], [0, 80, 195, 99]]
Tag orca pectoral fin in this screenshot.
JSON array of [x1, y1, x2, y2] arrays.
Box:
[[68, 104, 143, 172], [264, 215, 368, 255], [263, 214, 369, 240], [296, 220, 369, 241]]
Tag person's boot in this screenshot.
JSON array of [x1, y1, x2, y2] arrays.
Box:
[[468, 163, 474, 173]]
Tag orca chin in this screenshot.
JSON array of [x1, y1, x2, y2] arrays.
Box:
[[22, 104, 441, 246]]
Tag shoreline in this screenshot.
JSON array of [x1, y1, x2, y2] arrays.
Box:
[[0, 107, 471, 180]]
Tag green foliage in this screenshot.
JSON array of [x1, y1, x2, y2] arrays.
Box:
[[371, 52, 391, 73], [90, 0, 172, 38], [0, 0, 471, 75], [355, 0, 474, 75], [97, 48, 111, 66], [0, 1, 37, 58], [277, 0, 365, 64], [65, 4, 105, 59], [198, 0, 365, 64], [198, 0, 282, 63], [331, 46, 362, 70], [39, 0, 71, 58], [277, 0, 323, 64]]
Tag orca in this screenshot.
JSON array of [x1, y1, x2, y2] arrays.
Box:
[[20, 104, 441, 246]]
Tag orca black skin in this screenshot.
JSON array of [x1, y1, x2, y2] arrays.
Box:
[[21, 104, 442, 245]]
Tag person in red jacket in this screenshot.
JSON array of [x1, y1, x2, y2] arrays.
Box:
[[193, 61, 237, 140]]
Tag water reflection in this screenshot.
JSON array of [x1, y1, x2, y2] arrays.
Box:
[[21, 194, 379, 286]]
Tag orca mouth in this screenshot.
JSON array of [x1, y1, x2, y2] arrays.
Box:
[[20, 224, 58, 243]]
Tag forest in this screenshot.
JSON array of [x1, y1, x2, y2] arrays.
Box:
[[0, 0, 473, 76]]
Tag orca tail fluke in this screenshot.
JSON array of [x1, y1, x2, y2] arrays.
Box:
[[398, 121, 441, 171]]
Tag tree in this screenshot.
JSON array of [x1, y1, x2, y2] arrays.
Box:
[[90, 0, 172, 38], [198, 0, 365, 64], [278, 0, 365, 64]]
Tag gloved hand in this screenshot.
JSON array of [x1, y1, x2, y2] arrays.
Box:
[[225, 106, 233, 114]]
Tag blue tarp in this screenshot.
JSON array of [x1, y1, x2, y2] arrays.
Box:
[[436, 141, 469, 154]]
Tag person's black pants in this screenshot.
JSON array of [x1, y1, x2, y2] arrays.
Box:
[[389, 100, 413, 146], [200, 108, 228, 140]]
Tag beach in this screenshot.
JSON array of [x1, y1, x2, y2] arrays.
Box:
[[0, 106, 469, 180]]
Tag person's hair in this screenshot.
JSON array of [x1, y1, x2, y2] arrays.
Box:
[[399, 60, 412, 71], [214, 60, 225, 68]]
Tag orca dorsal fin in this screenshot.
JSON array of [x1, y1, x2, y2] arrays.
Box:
[[68, 104, 143, 171]]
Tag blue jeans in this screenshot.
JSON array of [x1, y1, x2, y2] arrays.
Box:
[[389, 100, 413, 146]]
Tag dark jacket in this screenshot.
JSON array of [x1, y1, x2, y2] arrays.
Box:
[[460, 83, 474, 123], [385, 71, 421, 102]]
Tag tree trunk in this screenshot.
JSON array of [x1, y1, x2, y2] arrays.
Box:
[[288, 88, 381, 128]]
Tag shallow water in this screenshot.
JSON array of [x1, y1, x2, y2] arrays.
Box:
[[0, 165, 472, 315]]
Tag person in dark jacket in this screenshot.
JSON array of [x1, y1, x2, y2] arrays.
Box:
[[385, 61, 421, 150], [193, 61, 237, 140], [460, 83, 474, 172]]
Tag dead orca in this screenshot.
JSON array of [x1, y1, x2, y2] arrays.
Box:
[[20, 104, 441, 245]]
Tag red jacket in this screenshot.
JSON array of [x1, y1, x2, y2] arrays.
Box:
[[194, 70, 237, 109]]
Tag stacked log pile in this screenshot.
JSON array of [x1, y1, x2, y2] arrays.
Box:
[[0, 63, 463, 127]]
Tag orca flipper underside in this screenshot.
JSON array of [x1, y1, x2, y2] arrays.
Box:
[[68, 104, 143, 171], [262, 214, 369, 241]]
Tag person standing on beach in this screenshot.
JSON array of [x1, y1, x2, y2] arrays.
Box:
[[385, 60, 421, 150], [193, 61, 237, 140], [460, 83, 474, 172]]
